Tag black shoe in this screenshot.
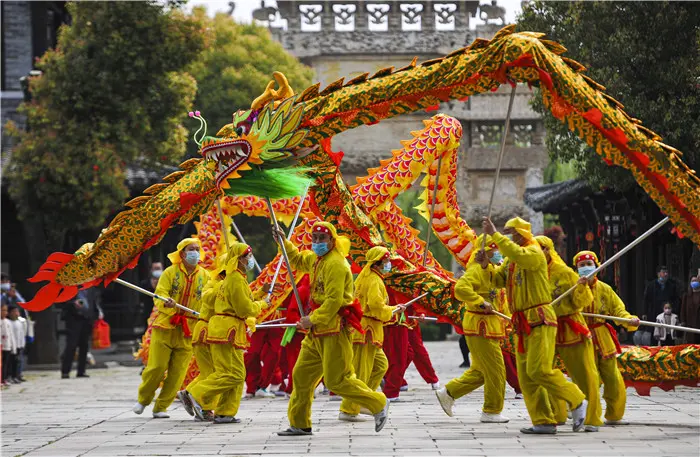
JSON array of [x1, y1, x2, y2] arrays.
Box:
[[77, 373, 90, 378], [459, 362, 470, 368], [61, 373, 70, 379]]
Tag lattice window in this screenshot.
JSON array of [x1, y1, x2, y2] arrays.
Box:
[[477, 124, 503, 148], [367, 3, 390, 31], [333, 3, 356, 31], [512, 123, 533, 148], [400, 3, 423, 31], [299, 4, 322, 31], [434, 3, 457, 30]]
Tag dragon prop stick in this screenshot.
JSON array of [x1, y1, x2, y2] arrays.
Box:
[[408, 315, 438, 322], [482, 84, 517, 251], [230, 218, 262, 274], [255, 322, 297, 329], [392, 292, 430, 314], [266, 197, 305, 318], [551, 217, 670, 307], [215, 199, 231, 251], [114, 278, 199, 316], [582, 313, 700, 335], [267, 186, 309, 301]]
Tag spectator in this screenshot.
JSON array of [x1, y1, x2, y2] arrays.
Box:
[[61, 291, 101, 379], [140, 262, 163, 328], [654, 303, 679, 346], [680, 276, 700, 344], [643, 266, 681, 320], [1, 303, 15, 386], [8, 305, 27, 382], [1, 275, 25, 307]]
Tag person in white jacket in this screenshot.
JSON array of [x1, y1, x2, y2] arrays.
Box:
[[1, 303, 16, 386], [654, 303, 679, 347], [9, 306, 27, 382]]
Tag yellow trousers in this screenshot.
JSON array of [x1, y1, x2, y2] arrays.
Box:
[[186, 344, 219, 410], [516, 325, 586, 426], [289, 329, 387, 429], [445, 336, 505, 414], [188, 343, 245, 417], [137, 327, 192, 413], [550, 341, 603, 426], [597, 353, 626, 421], [340, 343, 389, 416]]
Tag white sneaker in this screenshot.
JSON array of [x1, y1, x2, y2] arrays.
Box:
[[255, 388, 275, 398], [329, 395, 342, 401], [338, 412, 363, 422], [132, 402, 145, 415], [374, 400, 390, 432], [514, 393, 524, 399], [584, 425, 599, 432], [480, 412, 509, 423], [399, 385, 408, 392], [571, 399, 588, 432], [387, 396, 401, 403], [435, 388, 454, 417], [431, 382, 440, 390], [152, 411, 170, 419]]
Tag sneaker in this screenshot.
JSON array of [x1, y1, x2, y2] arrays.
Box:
[[76, 373, 89, 378], [435, 388, 454, 417], [520, 424, 557, 434], [213, 416, 241, 424], [61, 374, 70, 379], [277, 426, 313, 436], [374, 400, 390, 432], [585, 425, 599, 432], [571, 400, 588, 432], [244, 392, 255, 399], [187, 391, 206, 421], [399, 385, 408, 392], [320, 386, 329, 395], [430, 382, 440, 391], [604, 419, 629, 426], [177, 390, 195, 417], [152, 411, 170, 419], [194, 410, 215, 422], [274, 390, 286, 397], [329, 395, 342, 401], [132, 402, 145, 415], [459, 361, 470, 368], [480, 412, 509, 423], [514, 393, 523, 399], [338, 412, 363, 422], [387, 396, 401, 403], [255, 388, 276, 398]]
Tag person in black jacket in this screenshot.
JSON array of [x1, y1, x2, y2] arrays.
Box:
[[61, 290, 102, 379], [643, 266, 681, 319]]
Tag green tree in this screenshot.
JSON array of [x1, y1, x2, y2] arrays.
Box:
[[186, 8, 315, 266], [517, 1, 700, 191], [6, 1, 206, 363]]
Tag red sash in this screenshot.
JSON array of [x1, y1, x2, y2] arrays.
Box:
[[310, 298, 365, 334], [590, 322, 622, 354], [170, 313, 191, 337], [556, 316, 590, 344], [511, 311, 531, 353]]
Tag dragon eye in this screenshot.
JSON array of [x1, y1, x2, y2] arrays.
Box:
[[235, 125, 248, 136]]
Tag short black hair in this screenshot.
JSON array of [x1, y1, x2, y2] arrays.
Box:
[[657, 266, 668, 273]]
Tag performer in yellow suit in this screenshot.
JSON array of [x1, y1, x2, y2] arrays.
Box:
[[575, 250, 640, 426], [339, 246, 403, 421], [436, 234, 509, 423], [482, 216, 587, 434], [274, 222, 390, 436], [177, 253, 227, 422], [187, 243, 266, 424], [133, 238, 208, 418], [535, 237, 602, 432]]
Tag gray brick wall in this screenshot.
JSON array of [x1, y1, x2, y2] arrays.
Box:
[[2, 1, 33, 91]]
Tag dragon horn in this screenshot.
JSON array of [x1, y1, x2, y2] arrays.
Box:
[[251, 72, 295, 111]]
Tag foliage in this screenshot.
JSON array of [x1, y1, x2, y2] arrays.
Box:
[[6, 1, 206, 243], [185, 8, 315, 155], [517, 1, 700, 191]]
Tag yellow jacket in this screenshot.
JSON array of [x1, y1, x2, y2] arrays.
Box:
[[454, 262, 507, 339], [207, 270, 265, 348], [191, 278, 221, 345], [584, 279, 639, 359], [152, 263, 209, 334], [492, 233, 557, 328], [283, 239, 354, 337], [353, 269, 395, 346], [547, 260, 593, 347]]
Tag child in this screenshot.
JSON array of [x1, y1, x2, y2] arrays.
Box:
[[1, 304, 16, 386], [654, 303, 679, 346], [9, 305, 27, 382]]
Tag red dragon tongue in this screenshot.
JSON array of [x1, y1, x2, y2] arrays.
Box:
[[22, 252, 80, 312]]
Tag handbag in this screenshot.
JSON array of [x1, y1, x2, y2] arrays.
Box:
[[92, 318, 111, 350]]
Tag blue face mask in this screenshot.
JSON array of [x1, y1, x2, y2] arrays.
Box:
[[152, 269, 163, 279], [245, 256, 256, 271], [578, 266, 596, 278], [184, 251, 200, 266], [490, 251, 503, 265], [691, 281, 700, 290], [382, 262, 392, 272], [312, 242, 329, 257]]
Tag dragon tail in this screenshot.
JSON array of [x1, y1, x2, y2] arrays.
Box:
[[23, 252, 97, 311]]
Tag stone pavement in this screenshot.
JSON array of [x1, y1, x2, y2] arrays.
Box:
[[2, 340, 698, 457]]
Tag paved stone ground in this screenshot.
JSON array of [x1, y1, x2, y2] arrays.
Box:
[[2, 340, 699, 457]]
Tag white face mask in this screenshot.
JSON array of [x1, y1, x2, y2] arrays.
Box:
[[245, 256, 256, 271], [382, 262, 392, 272], [152, 269, 163, 279]]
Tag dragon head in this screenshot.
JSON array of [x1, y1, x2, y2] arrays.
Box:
[[198, 72, 308, 191]]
